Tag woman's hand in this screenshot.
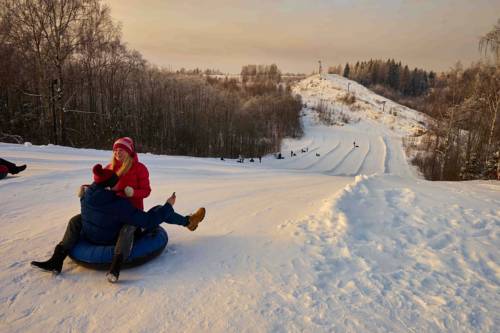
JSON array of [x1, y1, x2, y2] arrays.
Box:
[[124, 186, 134, 198], [77, 184, 89, 198]]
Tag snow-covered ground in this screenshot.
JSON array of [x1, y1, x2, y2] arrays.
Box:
[[1, 75, 499, 332]]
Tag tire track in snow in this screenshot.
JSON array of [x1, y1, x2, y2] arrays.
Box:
[[296, 140, 341, 171], [278, 138, 322, 168], [329, 139, 370, 176], [382, 136, 390, 174], [356, 135, 386, 175], [352, 140, 371, 175], [322, 146, 355, 174]]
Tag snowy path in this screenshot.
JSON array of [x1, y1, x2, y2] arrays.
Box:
[[0, 148, 353, 332], [1, 74, 499, 332]]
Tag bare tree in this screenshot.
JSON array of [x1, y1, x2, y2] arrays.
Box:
[[480, 18, 500, 63]]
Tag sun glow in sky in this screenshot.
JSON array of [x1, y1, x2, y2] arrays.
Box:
[[104, 0, 500, 73]]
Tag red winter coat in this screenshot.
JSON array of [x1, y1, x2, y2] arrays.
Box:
[[105, 155, 151, 210]]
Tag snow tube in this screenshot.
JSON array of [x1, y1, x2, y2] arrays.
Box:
[[0, 165, 8, 179], [69, 227, 168, 269]]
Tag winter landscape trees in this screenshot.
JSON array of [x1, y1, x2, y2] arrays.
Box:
[[330, 20, 500, 181], [0, 1, 498, 180], [408, 20, 500, 180], [0, 0, 302, 158]]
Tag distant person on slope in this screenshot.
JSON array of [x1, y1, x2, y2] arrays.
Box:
[[31, 164, 206, 282], [0, 158, 26, 179]]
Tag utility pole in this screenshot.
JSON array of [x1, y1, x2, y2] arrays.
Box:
[[318, 60, 322, 76], [50, 79, 58, 145]]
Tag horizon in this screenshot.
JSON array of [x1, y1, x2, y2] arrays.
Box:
[[104, 0, 500, 74]]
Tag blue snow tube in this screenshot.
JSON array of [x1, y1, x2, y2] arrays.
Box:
[[69, 227, 168, 269]]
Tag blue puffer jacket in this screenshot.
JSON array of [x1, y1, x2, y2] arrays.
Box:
[[81, 183, 173, 245]]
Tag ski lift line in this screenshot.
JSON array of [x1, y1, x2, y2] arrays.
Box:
[[63, 91, 77, 108], [63, 108, 97, 114], [22, 91, 44, 97]]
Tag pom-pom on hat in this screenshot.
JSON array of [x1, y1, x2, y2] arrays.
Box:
[[113, 137, 135, 156], [92, 164, 119, 188]]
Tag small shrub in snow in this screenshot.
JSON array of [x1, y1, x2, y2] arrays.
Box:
[[338, 92, 356, 105]]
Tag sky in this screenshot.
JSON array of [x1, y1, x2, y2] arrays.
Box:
[[104, 0, 500, 74]]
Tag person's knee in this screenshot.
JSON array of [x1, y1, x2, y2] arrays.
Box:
[[68, 214, 82, 229]]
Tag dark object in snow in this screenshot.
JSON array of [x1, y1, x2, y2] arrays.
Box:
[[0, 165, 7, 179], [31, 244, 68, 274], [250, 158, 254, 162], [0, 158, 27, 177], [220, 157, 224, 161], [316, 153, 321, 157], [69, 226, 168, 269]]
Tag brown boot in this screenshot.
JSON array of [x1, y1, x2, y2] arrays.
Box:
[[187, 207, 206, 231]]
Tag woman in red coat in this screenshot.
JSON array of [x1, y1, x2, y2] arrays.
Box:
[[106, 137, 151, 210]]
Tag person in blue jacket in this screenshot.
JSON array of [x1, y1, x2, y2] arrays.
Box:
[[31, 164, 206, 282]]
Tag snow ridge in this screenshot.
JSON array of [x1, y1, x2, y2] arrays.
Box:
[[274, 171, 500, 332]]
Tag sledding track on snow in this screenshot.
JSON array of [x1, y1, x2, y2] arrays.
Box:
[[272, 120, 395, 177]]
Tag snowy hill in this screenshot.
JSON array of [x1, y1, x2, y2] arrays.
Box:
[[0, 76, 499, 332], [293, 74, 430, 136]]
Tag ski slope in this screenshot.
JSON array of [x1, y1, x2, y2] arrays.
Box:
[[0, 75, 499, 333]]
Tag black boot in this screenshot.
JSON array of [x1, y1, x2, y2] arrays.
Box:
[[31, 244, 68, 274], [10, 164, 26, 174], [106, 254, 123, 283]]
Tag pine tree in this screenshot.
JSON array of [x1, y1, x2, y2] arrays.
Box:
[[343, 63, 350, 78]]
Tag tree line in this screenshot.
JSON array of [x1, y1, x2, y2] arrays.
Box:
[[0, 0, 302, 158], [403, 21, 499, 180], [411, 63, 499, 180], [329, 21, 500, 180], [329, 59, 434, 98]]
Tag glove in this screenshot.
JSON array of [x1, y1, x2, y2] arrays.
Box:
[[124, 186, 134, 198]]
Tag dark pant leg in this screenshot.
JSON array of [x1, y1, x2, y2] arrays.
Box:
[[59, 214, 82, 251], [114, 225, 136, 260], [0, 158, 16, 173], [165, 210, 189, 226]]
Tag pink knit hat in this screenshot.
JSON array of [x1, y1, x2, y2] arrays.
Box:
[[113, 137, 135, 156]]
